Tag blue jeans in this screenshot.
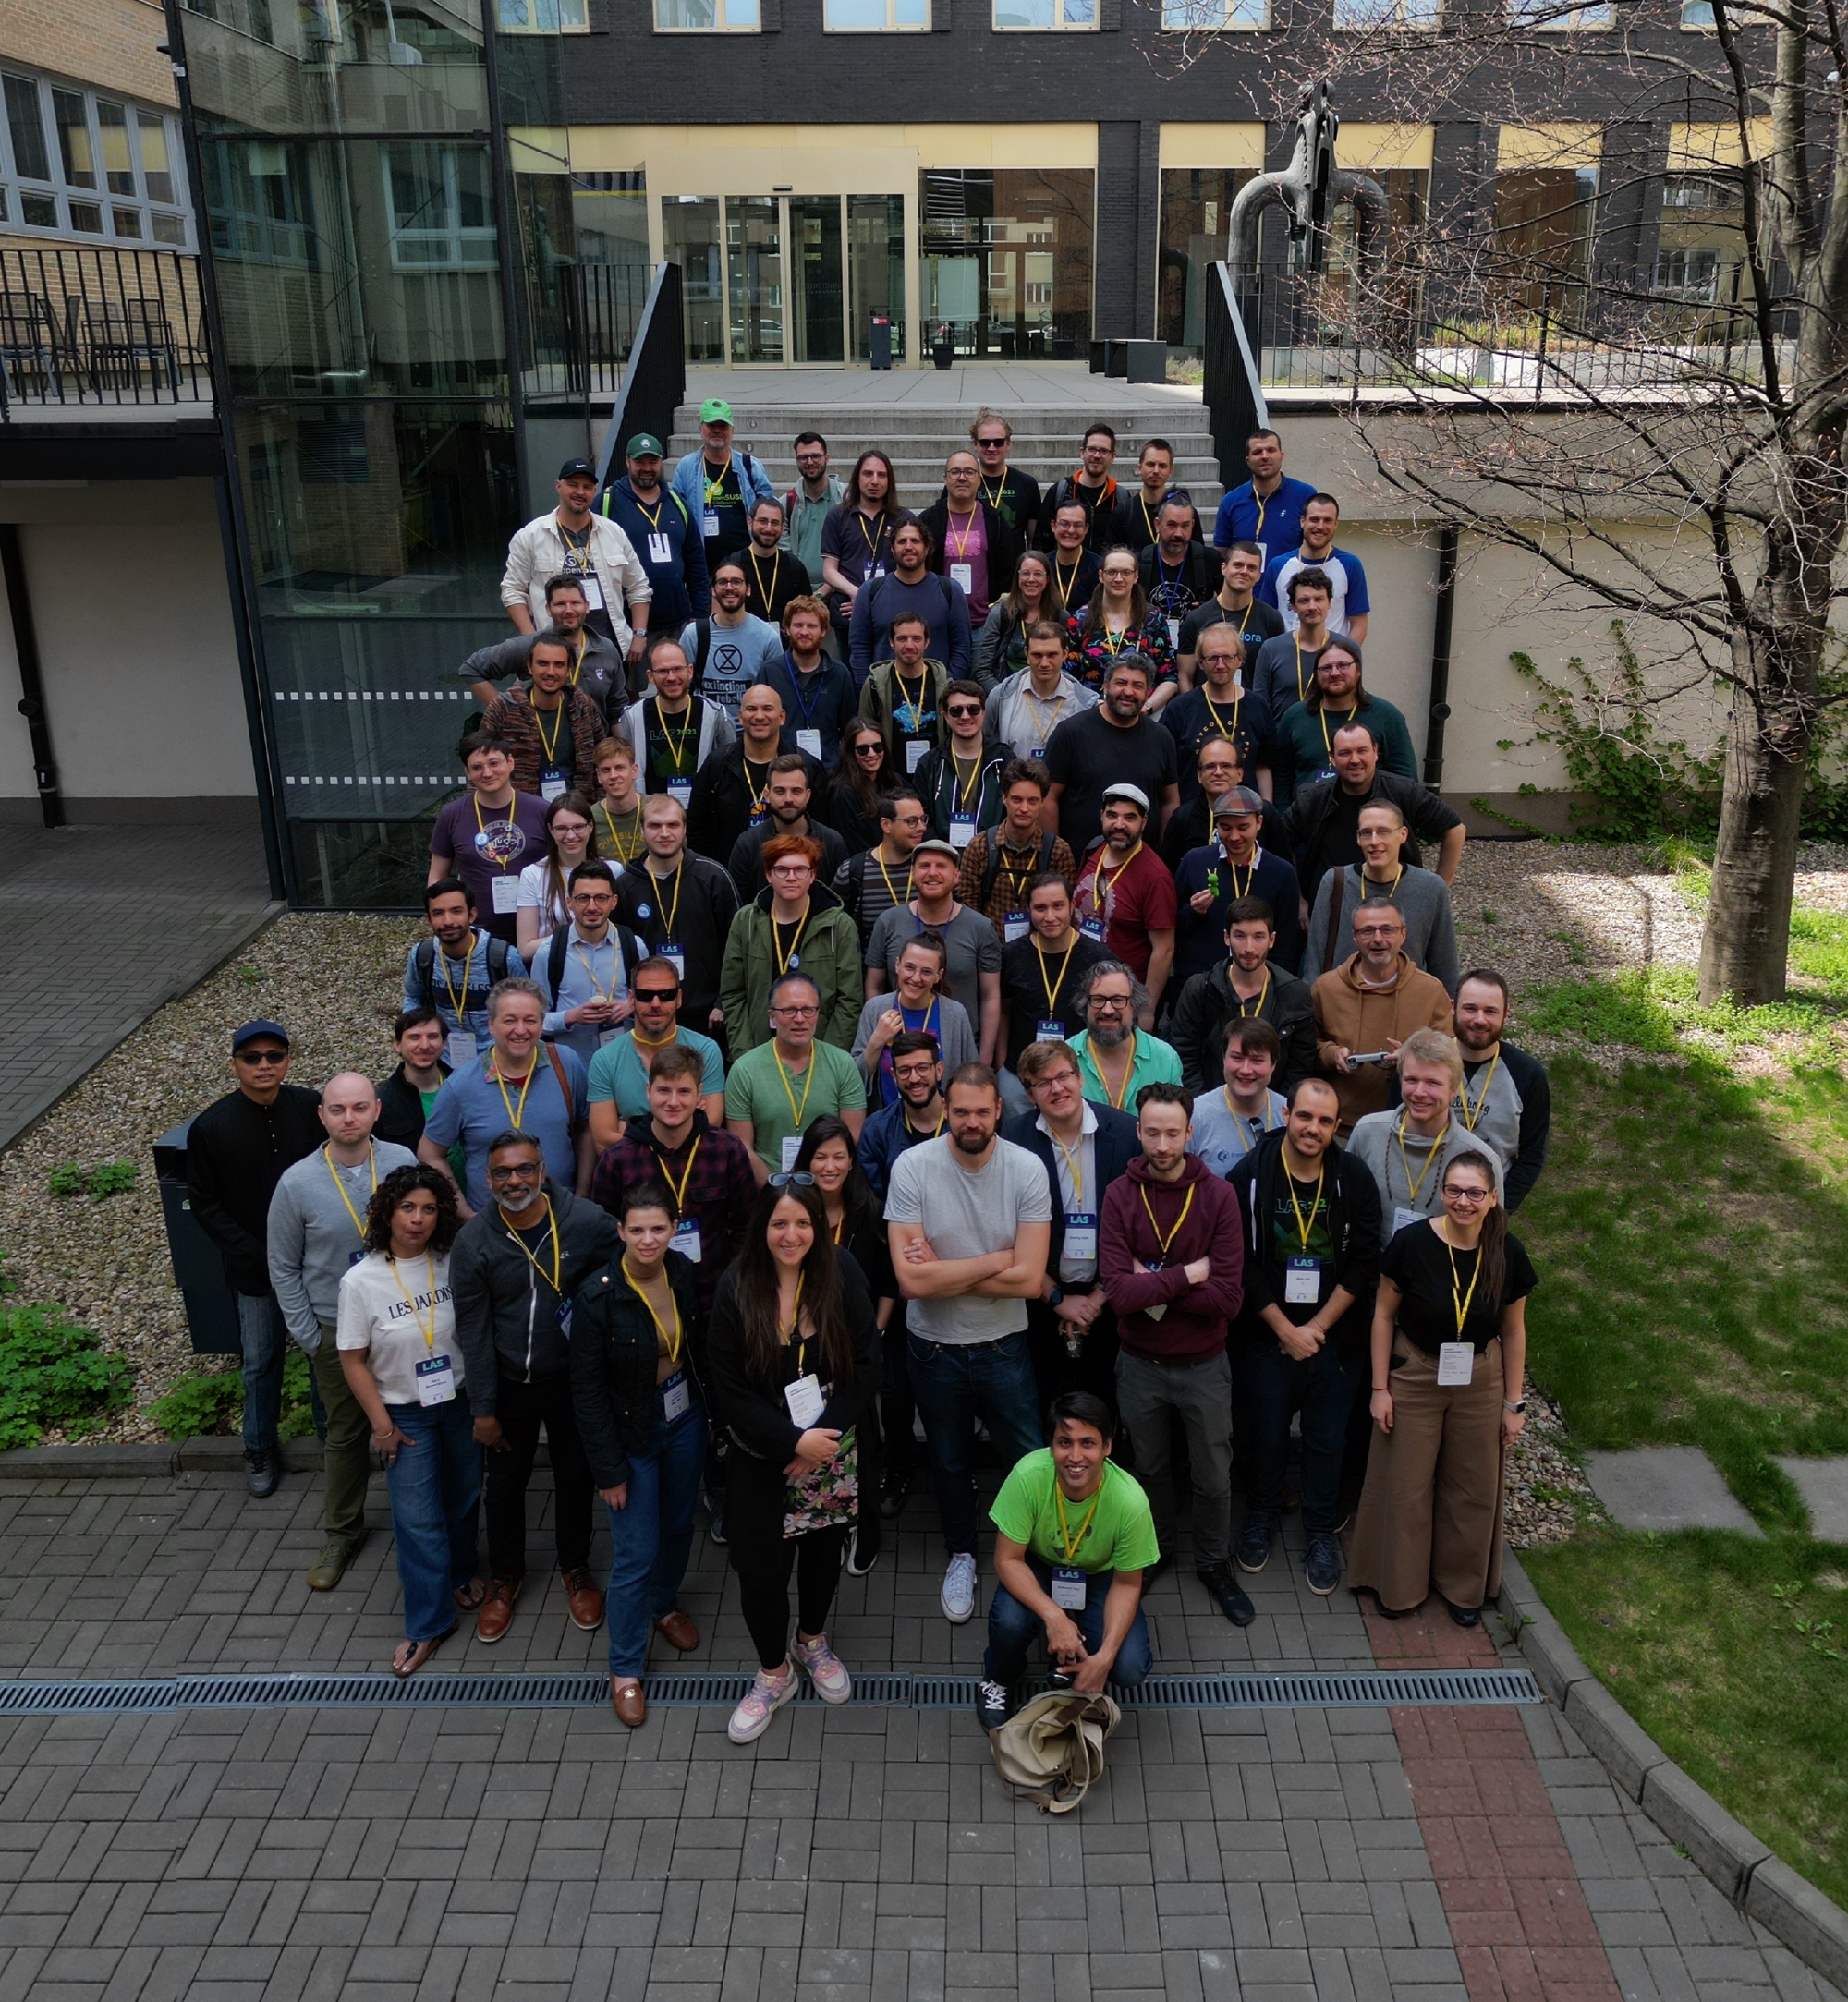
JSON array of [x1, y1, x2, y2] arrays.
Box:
[[604, 1387, 706, 1677], [1233, 1338, 1360, 1535], [984, 1557, 1152, 1688], [383, 1393, 483, 1643], [237, 1292, 325, 1453], [906, 1329, 1044, 1556]]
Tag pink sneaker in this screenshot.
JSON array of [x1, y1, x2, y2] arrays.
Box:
[[727, 1661, 799, 1743], [793, 1631, 853, 1705]]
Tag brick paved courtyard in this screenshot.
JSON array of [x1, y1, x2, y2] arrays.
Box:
[[0, 1467, 1831, 2002]]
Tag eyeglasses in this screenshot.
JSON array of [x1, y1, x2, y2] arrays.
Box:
[[633, 989, 680, 1004], [1441, 1186, 1491, 1204], [771, 1004, 819, 1018], [945, 704, 982, 720], [767, 1171, 816, 1189], [893, 1063, 940, 1082], [1090, 995, 1132, 1011], [236, 1049, 287, 1065], [487, 1162, 541, 1182]]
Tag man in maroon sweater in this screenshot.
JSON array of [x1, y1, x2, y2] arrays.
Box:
[[1100, 1081, 1251, 1626]]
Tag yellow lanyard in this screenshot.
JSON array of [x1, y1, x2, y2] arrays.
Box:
[[1458, 1053, 1500, 1132], [903, 1106, 947, 1142], [571, 934, 619, 1003], [1205, 692, 1244, 745], [475, 793, 515, 873], [953, 754, 984, 810], [1055, 556, 1083, 602], [702, 455, 733, 505], [994, 840, 1038, 911], [873, 849, 912, 910], [1051, 1126, 1086, 1207], [559, 520, 592, 566], [1294, 638, 1309, 703], [503, 1195, 562, 1295], [743, 757, 772, 819], [1091, 840, 1142, 919], [388, 1254, 440, 1349], [1054, 1481, 1102, 1563], [651, 1134, 699, 1211], [569, 630, 588, 688], [857, 510, 884, 553], [1038, 942, 1076, 1019], [1360, 866, 1404, 904], [1285, 1160, 1325, 1251], [980, 473, 1007, 510], [772, 899, 811, 977], [1394, 1115, 1447, 1207], [1217, 846, 1257, 900], [437, 933, 477, 1026], [948, 508, 979, 561], [323, 1145, 378, 1240], [598, 800, 641, 863], [1139, 494, 1160, 544], [489, 1058, 538, 1132], [772, 1044, 817, 1133], [748, 548, 781, 608], [1222, 1089, 1273, 1157], [781, 1271, 808, 1358], [1098, 1032, 1137, 1110], [1439, 1219, 1485, 1337], [1231, 969, 1270, 1018], [1100, 619, 1131, 657], [1022, 685, 1064, 741], [532, 696, 565, 767], [647, 862, 686, 944], [894, 668, 929, 734], [625, 1255, 683, 1366], [633, 494, 663, 535], [1139, 1180, 1197, 1261], [1253, 488, 1268, 539], [656, 702, 698, 775]]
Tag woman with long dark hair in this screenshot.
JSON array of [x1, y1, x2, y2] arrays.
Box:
[[569, 1178, 708, 1728], [706, 1174, 880, 1742], [1349, 1149, 1536, 1627], [1065, 547, 1176, 694], [821, 449, 899, 640], [828, 721, 894, 854], [973, 549, 1064, 690], [336, 1164, 479, 1678], [517, 791, 601, 958]]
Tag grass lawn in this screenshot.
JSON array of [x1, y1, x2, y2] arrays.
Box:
[[1509, 897, 1848, 1901]]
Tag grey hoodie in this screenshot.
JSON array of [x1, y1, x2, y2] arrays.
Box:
[[267, 1140, 420, 1349], [1302, 863, 1460, 994], [1345, 1112, 1504, 1236]]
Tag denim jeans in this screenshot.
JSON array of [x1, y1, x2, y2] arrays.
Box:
[[906, 1329, 1044, 1556], [237, 1292, 325, 1453], [603, 1387, 706, 1677], [984, 1557, 1152, 1689], [383, 1392, 483, 1643], [1233, 1338, 1361, 1535]]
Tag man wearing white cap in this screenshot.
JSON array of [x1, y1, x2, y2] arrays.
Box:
[[1069, 783, 1175, 1015], [671, 397, 776, 573]]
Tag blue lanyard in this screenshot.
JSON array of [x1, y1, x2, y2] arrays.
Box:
[[784, 652, 823, 728]]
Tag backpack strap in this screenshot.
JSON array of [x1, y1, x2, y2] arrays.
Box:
[[486, 935, 511, 984], [1323, 868, 1346, 975], [544, 1041, 579, 1139], [413, 937, 437, 1005], [693, 617, 712, 679], [547, 927, 570, 999]]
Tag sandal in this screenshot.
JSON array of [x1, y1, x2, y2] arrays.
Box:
[[451, 1576, 488, 1613], [392, 1624, 456, 1679]]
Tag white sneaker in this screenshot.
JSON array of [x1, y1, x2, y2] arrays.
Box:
[[941, 1552, 979, 1624]]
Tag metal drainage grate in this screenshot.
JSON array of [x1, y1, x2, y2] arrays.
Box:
[[0, 1667, 1539, 1717]]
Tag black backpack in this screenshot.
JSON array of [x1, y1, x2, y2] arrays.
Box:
[[546, 924, 644, 1000], [980, 830, 1058, 909], [413, 932, 512, 1009]]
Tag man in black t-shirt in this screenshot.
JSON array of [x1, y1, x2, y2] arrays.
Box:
[[1041, 657, 1181, 855], [1177, 542, 1285, 680], [997, 872, 1110, 1081], [739, 498, 814, 625]]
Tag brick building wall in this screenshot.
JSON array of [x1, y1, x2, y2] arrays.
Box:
[[0, 0, 175, 109]]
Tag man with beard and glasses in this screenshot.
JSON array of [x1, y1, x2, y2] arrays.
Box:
[[857, 1028, 950, 1204], [1065, 960, 1182, 1113]]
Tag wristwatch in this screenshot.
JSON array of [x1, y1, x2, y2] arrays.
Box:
[[1048, 1286, 1065, 1308], [1503, 1399, 1527, 1414]]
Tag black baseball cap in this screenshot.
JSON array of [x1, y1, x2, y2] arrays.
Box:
[[557, 457, 598, 481]]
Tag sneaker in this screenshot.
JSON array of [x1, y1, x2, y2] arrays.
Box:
[[1235, 1513, 1274, 1574], [879, 1470, 913, 1521], [793, 1631, 853, 1705], [707, 1504, 727, 1547], [845, 1526, 878, 1577], [727, 1661, 800, 1743], [975, 1679, 1013, 1732], [1199, 1563, 1257, 1628], [1305, 1533, 1343, 1596], [244, 1449, 279, 1499], [941, 1552, 979, 1623]]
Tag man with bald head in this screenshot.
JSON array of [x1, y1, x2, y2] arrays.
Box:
[[268, 1073, 419, 1589]]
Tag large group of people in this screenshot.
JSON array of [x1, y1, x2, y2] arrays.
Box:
[[182, 404, 1555, 1746]]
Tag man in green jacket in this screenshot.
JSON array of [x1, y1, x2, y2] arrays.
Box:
[[717, 831, 863, 1055], [858, 613, 952, 780]]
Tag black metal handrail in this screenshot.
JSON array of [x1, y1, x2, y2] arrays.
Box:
[[592, 261, 685, 492], [0, 244, 211, 417]]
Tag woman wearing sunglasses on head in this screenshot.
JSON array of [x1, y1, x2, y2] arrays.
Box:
[[1348, 1149, 1536, 1629], [706, 1171, 880, 1742]]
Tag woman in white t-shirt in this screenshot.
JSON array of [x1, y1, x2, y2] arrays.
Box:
[[336, 1163, 481, 1677], [516, 792, 600, 960]]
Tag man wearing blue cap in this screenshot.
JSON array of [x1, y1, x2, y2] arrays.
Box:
[[601, 433, 710, 692], [503, 457, 652, 663], [185, 1022, 326, 1498], [671, 399, 775, 575]]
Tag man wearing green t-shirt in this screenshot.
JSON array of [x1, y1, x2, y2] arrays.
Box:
[[977, 1392, 1156, 1729], [723, 971, 867, 1181]]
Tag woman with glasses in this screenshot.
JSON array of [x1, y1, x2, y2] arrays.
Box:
[[973, 550, 1064, 692], [336, 1164, 480, 1677], [1349, 1149, 1536, 1628], [707, 1174, 880, 1741], [569, 1178, 708, 1728], [517, 792, 601, 960], [828, 722, 895, 855], [1065, 549, 1177, 696], [851, 931, 974, 1109]]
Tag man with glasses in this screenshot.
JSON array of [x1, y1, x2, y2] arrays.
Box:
[[784, 434, 845, 613], [186, 1021, 325, 1498], [1039, 424, 1119, 554], [720, 835, 864, 1057], [689, 683, 826, 868], [967, 410, 1041, 544], [610, 794, 737, 1041], [531, 860, 645, 1067], [885, 1064, 1052, 1625], [922, 451, 1019, 628], [450, 1130, 623, 1647], [723, 972, 868, 1182], [1163, 625, 1271, 803], [683, 559, 784, 727], [1066, 961, 1183, 1113], [1311, 900, 1454, 1131], [857, 1028, 950, 1204], [1044, 498, 1101, 614], [916, 682, 1006, 847], [616, 637, 736, 807], [737, 499, 814, 629], [725, 753, 848, 906], [587, 955, 727, 1149], [833, 788, 928, 952]]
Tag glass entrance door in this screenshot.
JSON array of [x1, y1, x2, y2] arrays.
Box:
[[790, 196, 845, 362], [726, 195, 783, 363]]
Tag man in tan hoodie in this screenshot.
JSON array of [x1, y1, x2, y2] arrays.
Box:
[[1310, 902, 1453, 1129]]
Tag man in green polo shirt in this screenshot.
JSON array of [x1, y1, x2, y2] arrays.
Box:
[[976, 1391, 1157, 1729], [723, 971, 867, 1181]]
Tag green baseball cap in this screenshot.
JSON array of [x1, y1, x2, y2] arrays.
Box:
[[626, 432, 664, 458], [699, 397, 734, 425]]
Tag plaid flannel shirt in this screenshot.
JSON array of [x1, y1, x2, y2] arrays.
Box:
[[588, 1112, 758, 1312]]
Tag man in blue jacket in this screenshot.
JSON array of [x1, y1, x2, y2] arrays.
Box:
[[601, 434, 709, 686], [671, 398, 777, 574]]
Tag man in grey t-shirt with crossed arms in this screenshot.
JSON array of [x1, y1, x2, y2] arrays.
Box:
[[886, 1063, 1052, 1626]]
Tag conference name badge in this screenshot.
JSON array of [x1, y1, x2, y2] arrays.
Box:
[[415, 1355, 457, 1406], [1051, 1566, 1088, 1611], [1284, 1255, 1321, 1305]]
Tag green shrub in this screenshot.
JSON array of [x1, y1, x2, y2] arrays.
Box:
[[0, 1301, 134, 1448], [48, 1160, 140, 1201], [46, 1166, 85, 1198], [149, 1348, 318, 1441]]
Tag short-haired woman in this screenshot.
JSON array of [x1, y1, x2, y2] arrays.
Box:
[[1349, 1149, 1536, 1626], [706, 1175, 880, 1742], [569, 1178, 708, 1728], [336, 1164, 480, 1677]]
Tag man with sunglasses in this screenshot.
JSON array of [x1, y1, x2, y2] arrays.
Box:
[[186, 1021, 326, 1498], [587, 956, 727, 1150], [723, 972, 867, 1182], [967, 410, 1041, 544], [916, 682, 1006, 848]]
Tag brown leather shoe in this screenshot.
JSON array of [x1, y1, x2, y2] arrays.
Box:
[[610, 1676, 646, 1727], [653, 1608, 699, 1653], [563, 1567, 605, 1632], [475, 1576, 520, 1644]]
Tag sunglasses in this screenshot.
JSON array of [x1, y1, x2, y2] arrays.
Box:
[[854, 741, 885, 757], [945, 705, 982, 720], [236, 1049, 287, 1065], [633, 989, 680, 1004], [768, 1171, 817, 1189], [976, 437, 1009, 448]]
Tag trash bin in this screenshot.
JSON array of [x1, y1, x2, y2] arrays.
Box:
[[931, 322, 954, 370], [869, 312, 893, 370], [154, 1118, 243, 1355]]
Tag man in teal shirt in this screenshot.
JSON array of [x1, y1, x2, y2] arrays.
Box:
[[976, 1391, 1157, 1729]]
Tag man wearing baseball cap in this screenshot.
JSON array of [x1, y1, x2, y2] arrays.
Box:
[[184, 1022, 326, 1498], [600, 433, 710, 688], [502, 456, 652, 665], [1069, 783, 1176, 1019], [671, 398, 775, 574]]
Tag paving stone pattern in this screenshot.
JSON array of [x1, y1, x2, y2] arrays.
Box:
[[0, 1469, 1837, 2002], [1579, 1450, 1766, 1540], [0, 820, 275, 1148]]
